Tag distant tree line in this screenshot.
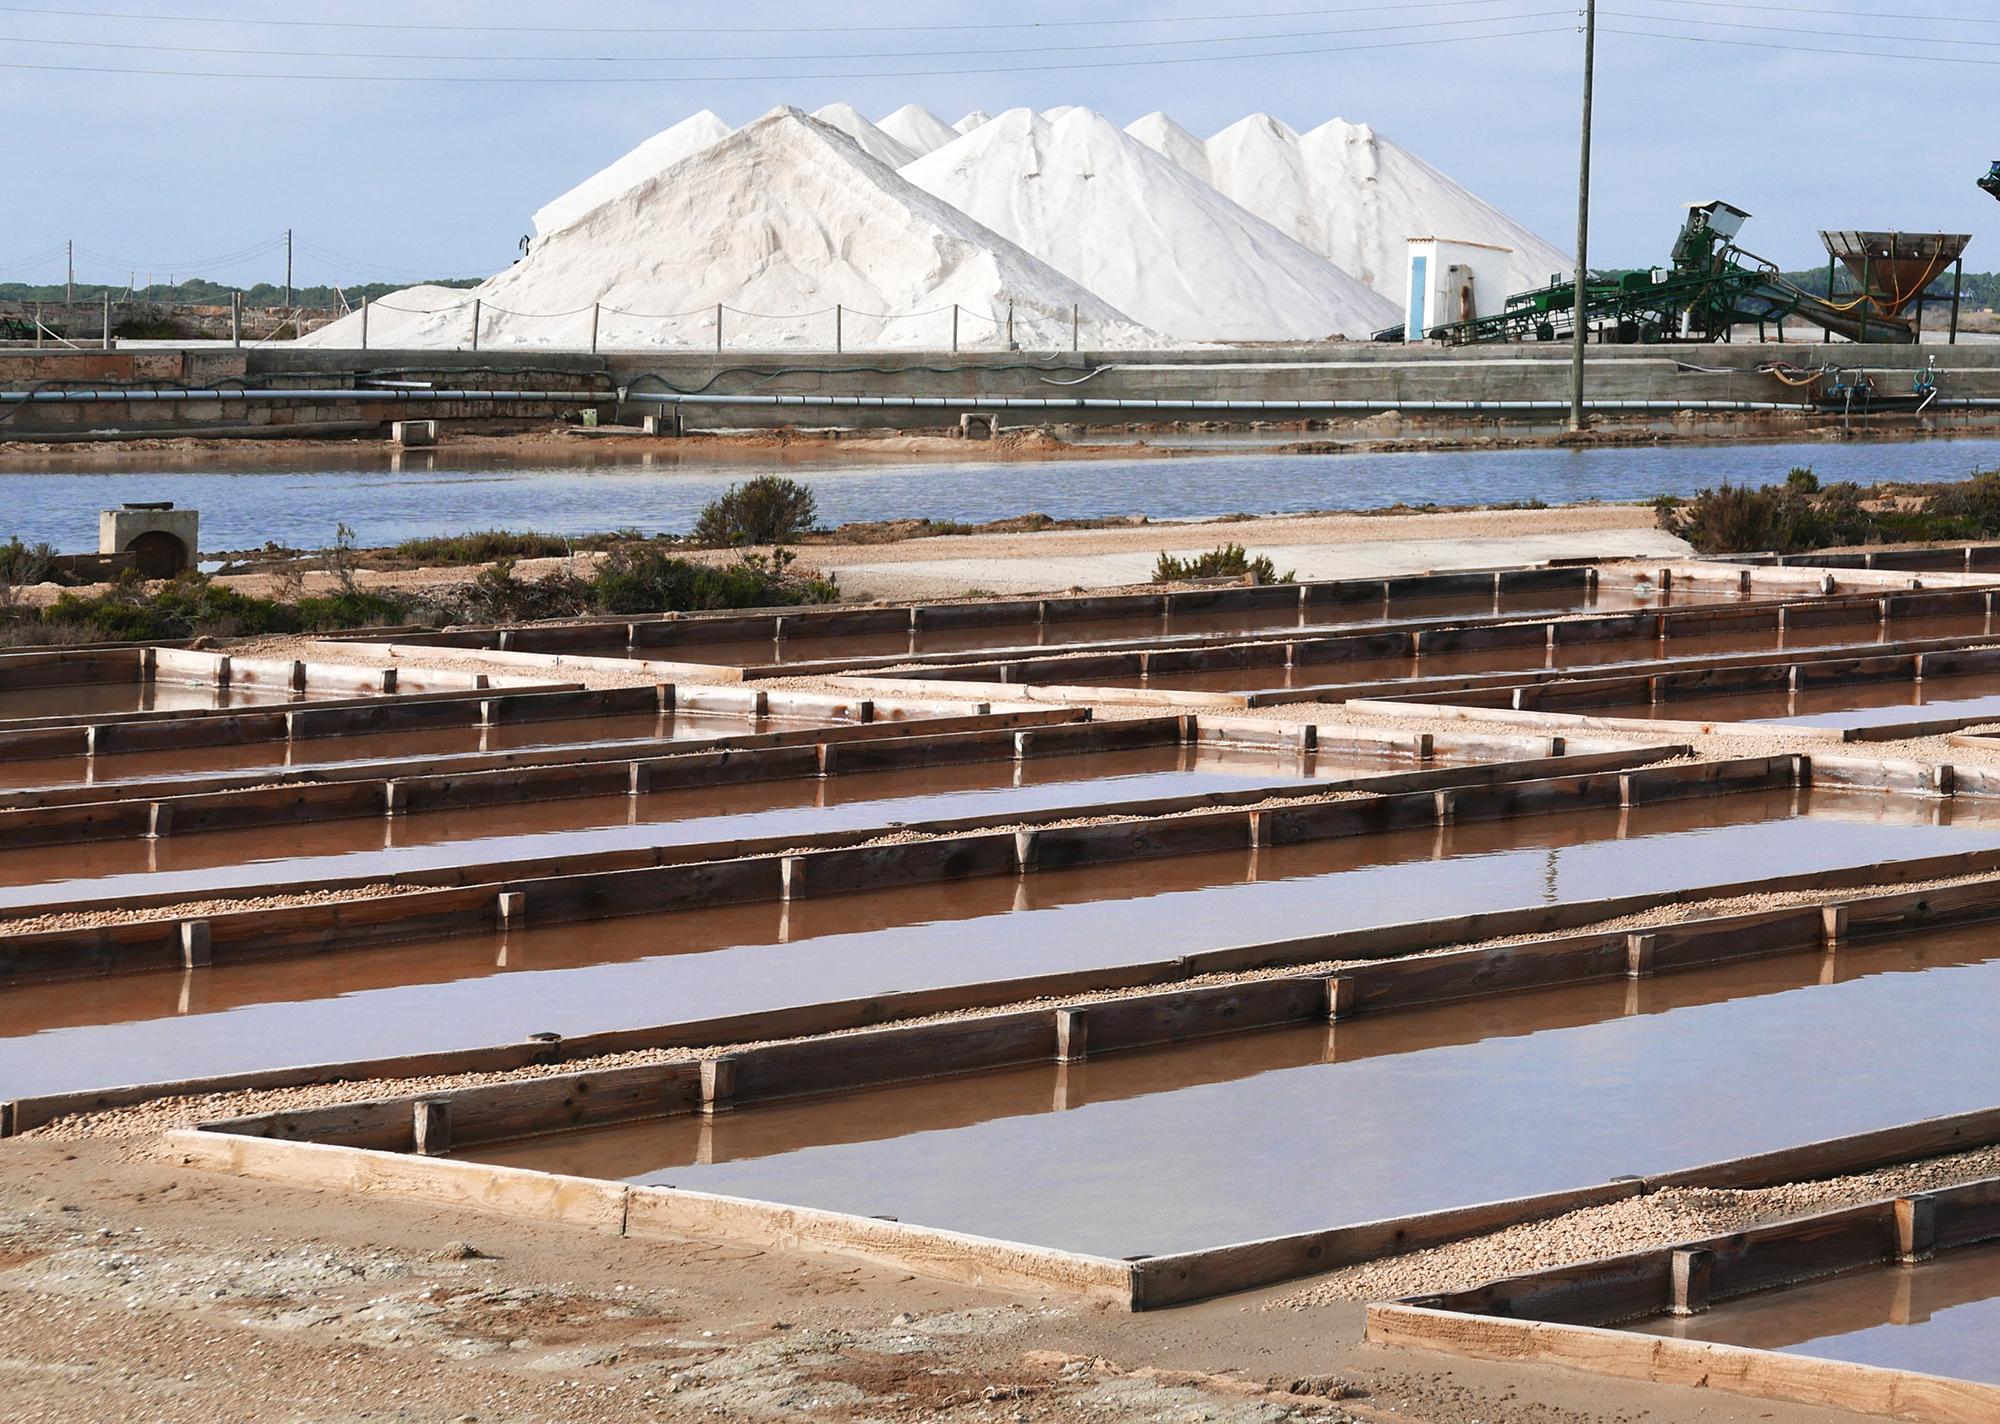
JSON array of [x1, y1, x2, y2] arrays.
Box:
[[0, 277, 483, 307]]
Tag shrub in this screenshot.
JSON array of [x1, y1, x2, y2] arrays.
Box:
[[590, 546, 837, 614], [690, 476, 819, 547], [1654, 477, 1870, 555], [1151, 544, 1296, 584], [388, 528, 646, 565], [0, 537, 62, 589]]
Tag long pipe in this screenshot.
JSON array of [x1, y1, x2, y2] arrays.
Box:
[[0, 388, 604, 404], [624, 391, 1817, 413], [9, 387, 2000, 414]]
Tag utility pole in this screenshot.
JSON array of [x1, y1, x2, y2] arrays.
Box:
[[284, 228, 293, 310], [1568, 0, 1597, 433]]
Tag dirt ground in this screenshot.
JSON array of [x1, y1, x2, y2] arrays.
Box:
[[5, 516, 1997, 1418], [0, 1134, 1888, 1424]]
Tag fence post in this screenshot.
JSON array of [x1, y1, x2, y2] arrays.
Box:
[[1072, 303, 1079, 352], [952, 304, 959, 353], [715, 302, 723, 353], [589, 302, 599, 354], [32, 301, 41, 349], [230, 291, 241, 348], [357, 295, 366, 351], [102, 291, 111, 350], [1006, 301, 1014, 350], [470, 298, 481, 352], [835, 303, 843, 354]]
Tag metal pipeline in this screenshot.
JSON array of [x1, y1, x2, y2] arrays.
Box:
[[8, 387, 2000, 413], [623, 391, 1814, 413], [0, 388, 604, 404]]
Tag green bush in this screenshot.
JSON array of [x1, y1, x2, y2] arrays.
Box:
[[1653, 477, 1871, 555], [690, 477, 820, 547], [1151, 543, 1296, 585], [590, 546, 836, 615], [388, 528, 646, 565], [0, 537, 62, 588]]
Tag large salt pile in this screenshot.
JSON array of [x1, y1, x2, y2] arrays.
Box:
[[1124, 112, 1211, 187], [531, 110, 732, 239], [1193, 114, 1571, 300], [304, 108, 1154, 352], [809, 103, 918, 169], [953, 110, 992, 135], [901, 107, 1398, 342], [876, 104, 958, 158]]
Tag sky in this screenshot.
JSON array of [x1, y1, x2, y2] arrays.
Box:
[[3, 1, 1998, 293]]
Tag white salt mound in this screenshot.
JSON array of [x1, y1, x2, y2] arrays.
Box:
[[1125, 112, 1212, 187], [901, 107, 1399, 342], [303, 108, 1155, 352], [809, 103, 919, 170], [876, 103, 958, 158], [531, 110, 732, 239], [953, 109, 992, 135], [1201, 113, 1572, 300]]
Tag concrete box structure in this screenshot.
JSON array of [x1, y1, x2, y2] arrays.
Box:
[[1406, 238, 1517, 341], [98, 503, 197, 578], [391, 420, 438, 448]]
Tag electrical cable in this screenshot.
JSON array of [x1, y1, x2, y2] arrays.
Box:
[[0, 10, 1574, 64], [0, 26, 1579, 82], [0, 0, 1563, 36], [1600, 25, 2000, 66]]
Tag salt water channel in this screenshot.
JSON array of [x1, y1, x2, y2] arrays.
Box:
[[464, 920, 2000, 1260], [1095, 614, 1998, 696], [0, 707, 821, 793], [11, 437, 2000, 550], [5, 783, 1999, 1102], [1631, 1240, 2000, 1387], [0, 741, 1359, 909], [1593, 670, 2000, 734], [598, 582, 1752, 671]]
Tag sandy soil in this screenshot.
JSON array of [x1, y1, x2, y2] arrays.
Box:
[[7, 530, 2000, 1420], [0, 1135, 1885, 1424]]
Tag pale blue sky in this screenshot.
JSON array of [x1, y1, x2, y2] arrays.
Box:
[[4, 1, 1996, 291]]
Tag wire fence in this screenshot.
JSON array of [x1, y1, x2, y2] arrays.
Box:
[[356, 294, 1107, 353]]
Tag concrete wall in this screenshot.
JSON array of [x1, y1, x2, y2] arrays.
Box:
[[5, 342, 2000, 440]]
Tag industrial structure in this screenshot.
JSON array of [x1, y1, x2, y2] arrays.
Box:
[[1391, 201, 1972, 348]]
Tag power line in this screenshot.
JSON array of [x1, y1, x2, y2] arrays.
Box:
[[0, 10, 1572, 64], [0, 25, 1578, 82], [0, 0, 1553, 35], [1646, 0, 2000, 27], [1609, 6, 2000, 49], [1601, 24, 2000, 65]]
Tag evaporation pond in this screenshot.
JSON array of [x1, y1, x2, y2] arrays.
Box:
[[1594, 670, 2000, 734], [646, 583, 1747, 669], [0, 682, 300, 723], [1100, 617, 1991, 696], [0, 742, 1369, 909], [0, 709, 822, 793], [1632, 1239, 2000, 1387], [8, 786, 2000, 1102], [461, 922, 2000, 1259]]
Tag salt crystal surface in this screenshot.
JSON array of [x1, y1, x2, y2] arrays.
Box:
[[876, 104, 959, 158], [809, 103, 919, 169], [530, 110, 732, 239], [1125, 112, 1212, 188], [1199, 113, 1572, 299], [303, 108, 1154, 352], [901, 107, 1398, 341]]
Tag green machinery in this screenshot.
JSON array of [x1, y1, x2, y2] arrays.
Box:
[[1401, 201, 1968, 347], [1983, 161, 2000, 202]]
